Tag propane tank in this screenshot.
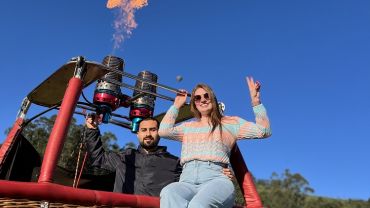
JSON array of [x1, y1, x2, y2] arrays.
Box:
[[129, 71, 158, 133]]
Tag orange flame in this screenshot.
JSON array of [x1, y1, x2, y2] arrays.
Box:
[[107, 0, 148, 49]]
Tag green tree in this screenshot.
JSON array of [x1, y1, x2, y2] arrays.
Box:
[[255, 170, 370, 208], [304, 197, 343, 208], [101, 132, 119, 152], [257, 169, 314, 208], [123, 141, 137, 150], [234, 180, 246, 206], [8, 115, 120, 171]]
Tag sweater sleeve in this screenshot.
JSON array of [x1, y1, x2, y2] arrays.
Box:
[[82, 127, 123, 171], [236, 104, 271, 139], [158, 105, 185, 142]]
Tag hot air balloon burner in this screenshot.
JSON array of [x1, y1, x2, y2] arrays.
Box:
[[130, 71, 158, 133], [93, 55, 130, 123]]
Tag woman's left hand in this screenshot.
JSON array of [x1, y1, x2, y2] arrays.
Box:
[[246, 76, 261, 106], [223, 168, 235, 181]]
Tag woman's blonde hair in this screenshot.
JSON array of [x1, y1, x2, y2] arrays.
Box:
[[190, 83, 223, 134]]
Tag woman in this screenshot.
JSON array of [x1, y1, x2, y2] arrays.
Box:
[[158, 77, 271, 208]]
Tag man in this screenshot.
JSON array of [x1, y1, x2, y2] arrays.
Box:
[[83, 114, 234, 197]]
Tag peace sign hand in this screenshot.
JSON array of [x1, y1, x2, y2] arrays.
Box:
[[246, 76, 261, 106]]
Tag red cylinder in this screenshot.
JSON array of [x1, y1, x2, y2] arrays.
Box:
[[230, 144, 263, 208], [38, 77, 83, 183]]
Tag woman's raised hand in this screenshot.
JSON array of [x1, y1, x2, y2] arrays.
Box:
[[174, 89, 188, 109], [246, 76, 261, 106]]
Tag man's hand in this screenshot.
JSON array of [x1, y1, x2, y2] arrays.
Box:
[[85, 115, 98, 129], [223, 168, 235, 181]]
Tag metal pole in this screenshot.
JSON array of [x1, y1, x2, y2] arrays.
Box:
[[38, 57, 87, 183], [102, 77, 176, 101], [107, 68, 191, 97]]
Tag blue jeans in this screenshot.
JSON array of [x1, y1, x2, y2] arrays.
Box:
[[160, 160, 235, 208]]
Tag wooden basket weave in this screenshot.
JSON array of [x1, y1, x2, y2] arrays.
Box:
[[0, 198, 130, 208]]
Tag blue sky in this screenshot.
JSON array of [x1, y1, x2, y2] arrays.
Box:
[[1, 0, 369, 200]]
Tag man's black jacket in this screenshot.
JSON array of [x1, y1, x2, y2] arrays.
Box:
[[82, 127, 182, 197]]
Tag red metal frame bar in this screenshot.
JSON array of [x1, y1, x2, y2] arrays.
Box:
[[230, 144, 263, 208], [0, 118, 24, 169], [0, 180, 160, 207], [38, 77, 84, 183]]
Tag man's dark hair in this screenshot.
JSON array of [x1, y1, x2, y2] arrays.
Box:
[[137, 117, 160, 129]]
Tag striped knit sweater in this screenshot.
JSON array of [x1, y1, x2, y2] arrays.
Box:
[[158, 104, 271, 164]]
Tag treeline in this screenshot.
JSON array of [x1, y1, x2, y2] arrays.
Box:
[[3, 115, 370, 208], [10, 115, 123, 170], [253, 170, 370, 208]]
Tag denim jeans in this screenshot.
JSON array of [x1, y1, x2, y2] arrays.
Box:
[[160, 160, 235, 208]]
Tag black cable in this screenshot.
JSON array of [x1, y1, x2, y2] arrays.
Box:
[[81, 91, 94, 106], [77, 101, 97, 110], [22, 104, 60, 128]]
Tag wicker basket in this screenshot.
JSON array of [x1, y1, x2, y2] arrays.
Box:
[[0, 198, 130, 208]]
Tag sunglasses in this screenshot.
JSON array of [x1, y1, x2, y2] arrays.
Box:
[[194, 93, 210, 103]]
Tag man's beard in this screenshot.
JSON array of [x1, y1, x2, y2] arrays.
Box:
[[140, 136, 159, 150]]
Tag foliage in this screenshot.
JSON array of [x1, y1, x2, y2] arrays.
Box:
[[123, 141, 137, 150], [252, 169, 369, 208], [257, 169, 314, 208], [9, 115, 120, 171], [304, 196, 370, 208], [101, 131, 119, 152], [233, 180, 246, 206]]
